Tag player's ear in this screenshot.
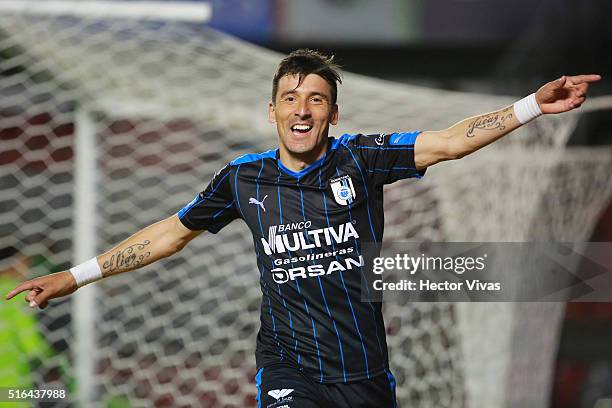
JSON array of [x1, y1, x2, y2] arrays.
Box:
[[268, 101, 276, 124], [329, 103, 339, 126]]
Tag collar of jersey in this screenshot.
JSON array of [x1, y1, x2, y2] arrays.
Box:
[[276, 138, 334, 180]]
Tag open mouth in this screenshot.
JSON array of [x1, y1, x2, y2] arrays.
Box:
[[291, 124, 313, 134]]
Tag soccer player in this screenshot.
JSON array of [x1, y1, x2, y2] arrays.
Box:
[[6, 49, 600, 407]]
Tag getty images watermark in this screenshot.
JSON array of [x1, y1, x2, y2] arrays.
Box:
[[360, 243, 612, 302], [372, 252, 498, 292]]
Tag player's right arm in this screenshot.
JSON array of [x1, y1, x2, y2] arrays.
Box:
[[5, 214, 202, 309]]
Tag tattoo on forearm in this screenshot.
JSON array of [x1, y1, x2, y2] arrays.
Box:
[[103, 241, 151, 273], [466, 107, 513, 138]]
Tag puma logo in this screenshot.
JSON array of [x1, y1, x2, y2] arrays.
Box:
[[249, 195, 268, 212]]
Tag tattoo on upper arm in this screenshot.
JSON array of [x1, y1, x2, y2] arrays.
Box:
[[103, 241, 151, 273], [466, 107, 513, 138]]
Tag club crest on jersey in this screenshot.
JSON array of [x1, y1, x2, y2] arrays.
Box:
[[330, 175, 356, 206]]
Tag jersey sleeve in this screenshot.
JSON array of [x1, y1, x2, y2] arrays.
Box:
[[351, 131, 426, 187], [177, 164, 239, 233]]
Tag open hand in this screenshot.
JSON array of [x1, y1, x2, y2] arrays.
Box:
[[536, 74, 601, 114], [5, 271, 78, 309]]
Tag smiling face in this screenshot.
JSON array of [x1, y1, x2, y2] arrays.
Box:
[[269, 73, 339, 166]]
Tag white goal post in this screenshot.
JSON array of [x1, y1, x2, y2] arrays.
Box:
[[0, 1, 211, 22]]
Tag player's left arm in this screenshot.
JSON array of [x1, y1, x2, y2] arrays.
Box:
[[414, 74, 602, 170]]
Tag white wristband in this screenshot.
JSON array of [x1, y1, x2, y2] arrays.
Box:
[[513, 93, 542, 124], [70, 257, 103, 287]]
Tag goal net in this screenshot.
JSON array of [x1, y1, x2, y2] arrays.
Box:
[[1, 6, 611, 408]]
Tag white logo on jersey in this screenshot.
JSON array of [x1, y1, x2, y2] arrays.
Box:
[[375, 133, 385, 146], [266, 225, 277, 253], [271, 255, 364, 284], [249, 195, 267, 212], [268, 389, 294, 400], [261, 221, 359, 255], [330, 175, 356, 206]]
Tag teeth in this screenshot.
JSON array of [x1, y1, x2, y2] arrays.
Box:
[[292, 124, 312, 131]]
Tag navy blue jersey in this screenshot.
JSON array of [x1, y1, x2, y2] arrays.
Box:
[[178, 132, 425, 383]]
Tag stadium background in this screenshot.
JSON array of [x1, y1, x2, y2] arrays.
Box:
[[0, 0, 611, 407]]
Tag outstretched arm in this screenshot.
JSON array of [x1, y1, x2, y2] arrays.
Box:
[[5, 214, 202, 309], [414, 74, 602, 170]]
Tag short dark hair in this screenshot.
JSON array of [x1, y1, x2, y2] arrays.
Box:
[[272, 49, 342, 104]]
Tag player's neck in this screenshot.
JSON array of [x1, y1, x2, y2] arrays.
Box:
[[278, 141, 328, 173]]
